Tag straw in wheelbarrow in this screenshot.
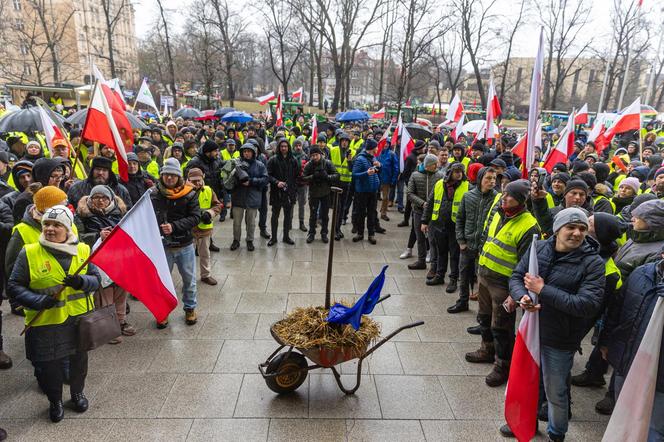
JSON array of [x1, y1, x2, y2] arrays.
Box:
[[273, 306, 381, 351]]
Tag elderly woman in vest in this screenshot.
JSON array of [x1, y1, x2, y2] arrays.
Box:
[[75, 185, 136, 342], [7, 205, 100, 423]]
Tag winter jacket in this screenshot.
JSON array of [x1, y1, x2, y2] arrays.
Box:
[[400, 150, 419, 183], [5, 206, 42, 279], [532, 195, 594, 237], [68, 174, 132, 211], [230, 155, 268, 209], [378, 149, 399, 186], [150, 184, 200, 248], [302, 158, 339, 199], [74, 195, 127, 247], [184, 150, 223, 196], [606, 261, 664, 393], [0, 200, 14, 296], [352, 150, 381, 193], [7, 246, 100, 362], [121, 170, 154, 205], [455, 170, 498, 250], [615, 229, 664, 279], [510, 236, 606, 351], [407, 169, 445, 213], [267, 150, 300, 206]]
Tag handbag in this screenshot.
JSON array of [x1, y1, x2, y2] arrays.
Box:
[[77, 284, 122, 352]]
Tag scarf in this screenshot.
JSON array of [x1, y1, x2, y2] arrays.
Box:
[[39, 232, 79, 256], [87, 195, 116, 215], [501, 202, 525, 219], [157, 180, 193, 200]]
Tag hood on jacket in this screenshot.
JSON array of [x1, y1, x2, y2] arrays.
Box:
[[445, 162, 467, 183], [21, 203, 41, 229], [77, 195, 127, 218], [32, 158, 62, 186], [11, 160, 34, 192]]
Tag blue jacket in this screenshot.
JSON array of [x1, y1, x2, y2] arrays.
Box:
[[378, 148, 399, 185], [352, 151, 380, 193], [607, 261, 664, 393], [231, 155, 268, 209]]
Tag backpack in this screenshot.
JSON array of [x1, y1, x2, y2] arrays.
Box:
[[220, 159, 238, 191]]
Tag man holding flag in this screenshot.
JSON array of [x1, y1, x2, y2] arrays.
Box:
[[504, 208, 605, 441]]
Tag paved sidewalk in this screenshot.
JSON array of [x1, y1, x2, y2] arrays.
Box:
[[0, 209, 609, 441]]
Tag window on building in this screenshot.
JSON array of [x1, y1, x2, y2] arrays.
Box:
[[351, 86, 361, 95], [20, 43, 28, 55], [351, 71, 358, 79], [15, 19, 24, 31], [13, 0, 21, 11], [23, 64, 31, 75]]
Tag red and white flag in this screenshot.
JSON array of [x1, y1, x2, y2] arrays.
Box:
[[82, 80, 130, 181], [376, 124, 390, 156], [311, 115, 318, 145], [256, 91, 276, 106], [574, 103, 588, 125], [371, 107, 386, 119], [486, 78, 502, 141], [37, 103, 69, 157], [291, 87, 303, 103], [399, 122, 415, 172], [603, 296, 664, 442], [543, 110, 575, 172], [605, 97, 641, 139], [391, 113, 402, 148], [505, 235, 541, 442], [446, 94, 464, 122], [275, 93, 283, 126], [524, 28, 545, 179], [89, 193, 177, 322], [451, 114, 465, 141]]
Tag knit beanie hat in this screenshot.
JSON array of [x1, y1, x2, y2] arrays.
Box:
[[41, 205, 74, 232], [423, 154, 438, 169], [467, 163, 483, 184], [571, 161, 590, 174], [655, 167, 664, 180], [553, 207, 589, 233], [33, 186, 67, 212], [619, 177, 641, 195], [504, 179, 530, 204], [564, 179, 589, 196], [592, 212, 627, 246], [90, 185, 114, 200], [552, 162, 568, 173], [187, 167, 204, 179], [631, 199, 664, 230], [551, 172, 570, 184], [160, 158, 183, 177], [202, 139, 219, 154], [126, 152, 139, 163], [309, 147, 323, 156]]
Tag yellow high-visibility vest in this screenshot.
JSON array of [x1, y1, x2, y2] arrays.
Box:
[[221, 149, 240, 161], [605, 257, 623, 290], [197, 186, 213, 230], [430, 179, 469, 223], [478, 211, 539, 277], [330, 146, 356, 183]]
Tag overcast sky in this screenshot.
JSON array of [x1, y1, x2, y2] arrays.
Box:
[[132, 0, 663, 62]]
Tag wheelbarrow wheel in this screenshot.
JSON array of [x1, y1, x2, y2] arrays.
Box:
[[265, 351, 308, 394]]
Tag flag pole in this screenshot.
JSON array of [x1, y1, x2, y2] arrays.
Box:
[[639, 109, 643, 162]]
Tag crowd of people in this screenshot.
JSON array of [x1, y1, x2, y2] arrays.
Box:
[[0, 108, 663, 441]]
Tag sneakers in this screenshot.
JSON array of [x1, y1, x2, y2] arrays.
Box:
[[408, 261, 427, 270], [157, 318, 169, 329], [426, 276, 445, 286], [445, 279, 458, 293], [230, 240, 240, 251], [447, 300, 469, 313], [71, 392, 89, 413], [299, 222, 308, 232], [246, 241, 255, 252], [202, 276, 218, 285], [485, 360, 510, 387], [283, 237, 295, 245], [120, 322, 136, 336], [465, 342, 495, 363], [0, 350, 13, 369], [595, 392, 615, 415], [368, 236, 376, 245], [267, 238, 277, 247], [399, 248, 413, 259], [185, 308, 198, 325], [571, 370, 606, 387], [306, 234, 315, 243]]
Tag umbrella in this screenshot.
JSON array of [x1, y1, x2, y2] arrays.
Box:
[[173, 107, 202, 119], [66, 108, 148, 130], [0, 106, 67, 133], [336, 109, 370, 122], [462, 120, 498, 134], [195, 109, 220, 121], [214, 107, 236, 118], [403, 123, 432, 140], [221, 111, 253, 123]]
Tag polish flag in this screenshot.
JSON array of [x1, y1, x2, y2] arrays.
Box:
[[92, 65, 134, 154], [291, 87, 303, 103], [451, 114, 465, 141], [256, 91, 276, 106], [311, 115, 318, 145], [376, 124, 390, 156], [89, 193, 177, 322], [594, 126, 611, 155], [275, 93, 283, 126], [391, 113, 402, 148], [505, 235, 541, 442], [574, 103, 588, 125], [587, 113, 607, 142], [486, 78, 502, 141], [399, 123, 415, 171], [82, 81, 130, 181], [524, 28, 545, 179], [37, 103, 69, 157], [605, 97, 641, 139], [446, 94, 464, 122], [511, 132, 528, 177], [371, 107, 386, 119], [603, 297, 664, 442], [543, 110, 575, 172]]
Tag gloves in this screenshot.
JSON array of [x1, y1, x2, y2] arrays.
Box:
[[63, 274, 84, 290], [36, 295, 58, 310], [201, 211, 212, 224]]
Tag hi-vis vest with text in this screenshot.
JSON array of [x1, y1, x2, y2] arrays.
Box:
[[478, 211, 538, 277], [24, 242, 93, 327], [431, 179, 469, 223], [197, 186, 213, 230], [330, 146, 356, 183]]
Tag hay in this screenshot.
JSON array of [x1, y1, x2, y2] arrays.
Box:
[[273, 306, 381, 351]]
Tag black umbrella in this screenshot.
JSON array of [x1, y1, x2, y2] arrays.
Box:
[[403, 123, 432, 140], [66, 108, 148, 130], [214, 107, 236, 118], [173, 107, 202, 119], [0, 107, 67, 133]]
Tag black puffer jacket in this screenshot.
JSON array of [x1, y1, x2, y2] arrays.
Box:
[[615, 229, 664, 279], [184, 150, 223, 196], [230, 148, 269, 209], [150, 183, 200, 248], [606, 261, 664, 393], [267, 149, 300, 206], [302, 158, 339, 199], [455, 168, 498, 250], [510, 236, 606, 351], [68, 174, 132, 211], [121, 170, 154, 205]]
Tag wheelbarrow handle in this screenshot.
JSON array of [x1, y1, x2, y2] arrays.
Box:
[[362, 320, 425, 360], [376, 294, 391, 305]]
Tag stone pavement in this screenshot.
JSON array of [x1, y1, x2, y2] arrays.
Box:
[[0, 208, 609, 441]]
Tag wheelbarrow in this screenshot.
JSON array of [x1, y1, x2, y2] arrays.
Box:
[[258, 294, 424, 395]]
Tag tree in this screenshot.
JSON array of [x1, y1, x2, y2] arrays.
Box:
[[155, 0, 177, 96], [97, 0, 129, 79], [497, 0, 527, 109], [429, 30, 467, 114], [377, 0, 398, 105], [187, 0, 221, 108], [209, 0, 247, 106]]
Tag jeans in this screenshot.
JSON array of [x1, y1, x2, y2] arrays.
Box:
[[165, 244, 197, 310], [397, 179, 405, 210], [309, 195, 330, 235], [296, 186, 307, 223], [354, 191, 378, 236], [541, 345, 576, 439], [615, 375, 664, 441], [232, 207, 257, 242]]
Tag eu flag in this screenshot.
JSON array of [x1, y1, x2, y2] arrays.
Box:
[[326, 265, 388, 330]]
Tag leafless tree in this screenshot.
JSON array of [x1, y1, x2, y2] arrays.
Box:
[[186, 0, 221, 108], [377, 0, 398, 106], [454, 0, 497, 108], [155, 0, 177, 96], [209, 0, 247, 106], [93, 0, 128, 79], [432, 29, 467, 112], [496, 0, 527, 108]]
